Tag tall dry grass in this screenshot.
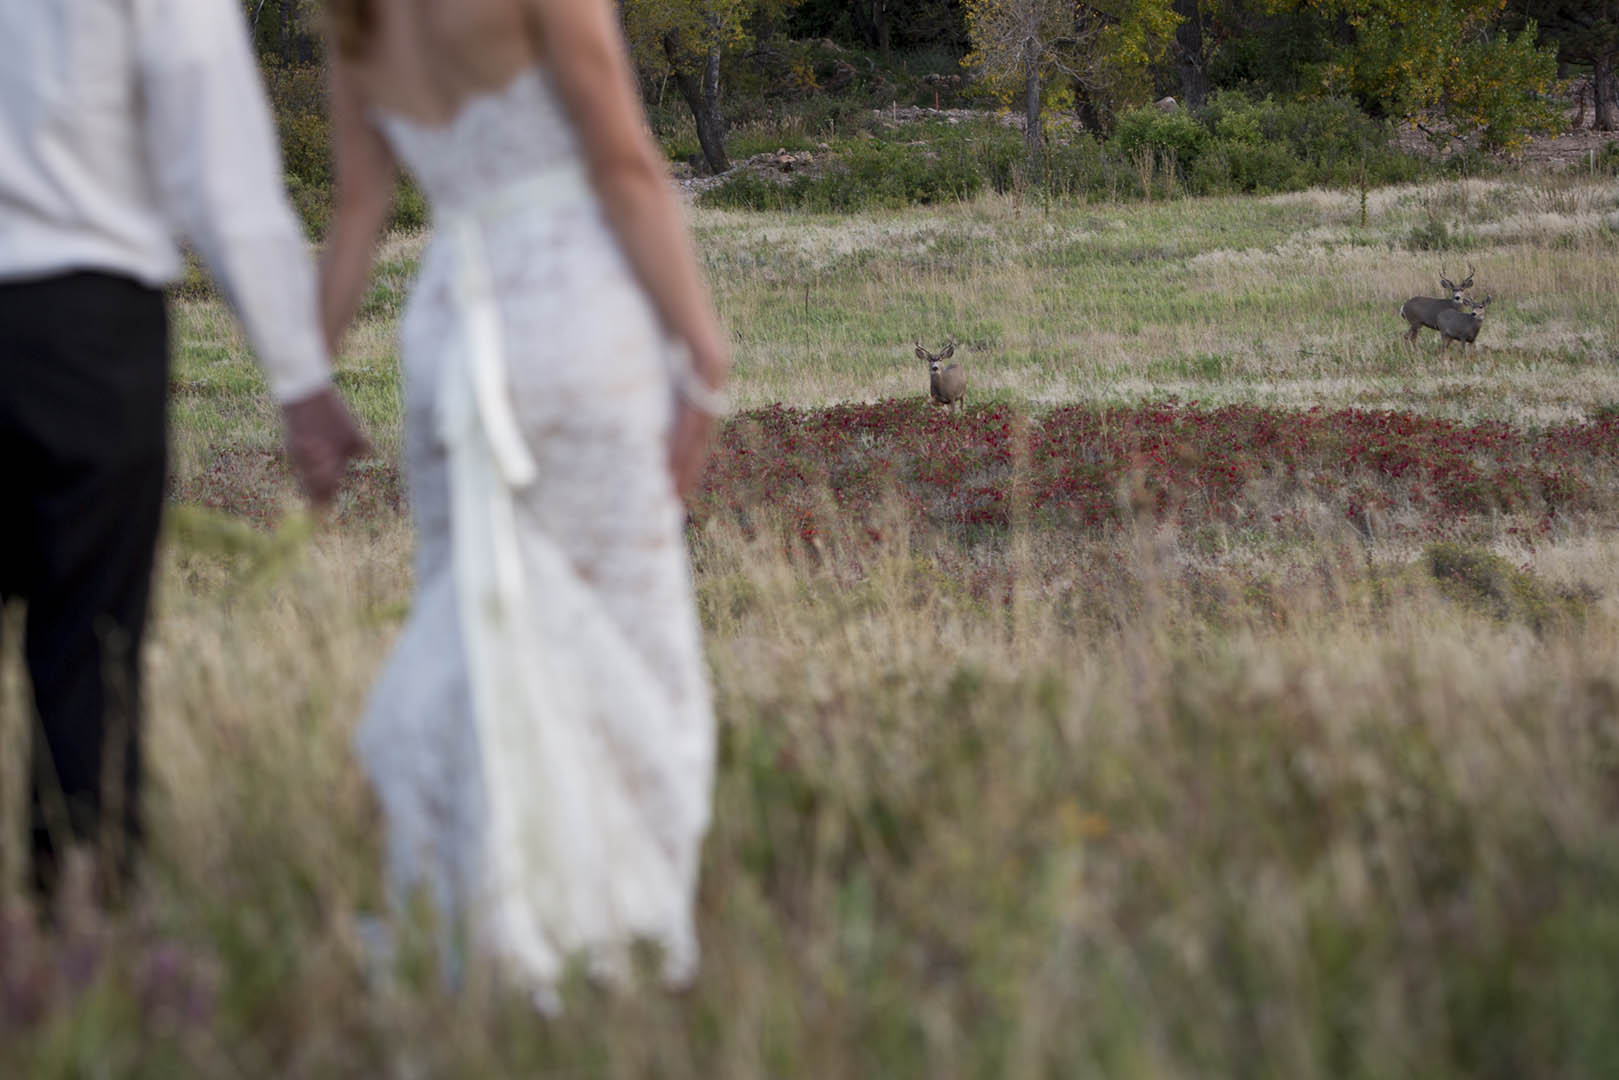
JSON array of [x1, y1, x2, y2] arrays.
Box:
[[4, 499, 1618, 1076]]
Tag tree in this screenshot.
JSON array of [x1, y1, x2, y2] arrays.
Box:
[[1171, 0, 1210, 108], [789, 0, 967, 52], [1506, 1, 1619, 130], [964, 0, 1180, 158], [242, 0, 319, 65], [1270, 0, 1564, 151], [622, 0, 798, 174], [851, 1, 894, 54]]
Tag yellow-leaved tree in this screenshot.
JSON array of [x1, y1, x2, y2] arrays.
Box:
[[1271, 0, 1564, 151], [963, 0, 1182, 156], [621, 0, 799, 174]]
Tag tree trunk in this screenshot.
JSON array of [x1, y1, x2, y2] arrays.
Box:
[[852, 3, 891, 56], [1074, 82, 1103, 134], [1595, 53, 1617, 132], [664, 32, 730, 174], [1024, 35, 1042, 161], [1173, 0, 1210, 109]]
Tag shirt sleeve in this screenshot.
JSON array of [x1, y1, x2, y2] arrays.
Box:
[[136, 0, 330, 403]]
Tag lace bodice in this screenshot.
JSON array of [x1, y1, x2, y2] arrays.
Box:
[[372, 67, 583, 214]]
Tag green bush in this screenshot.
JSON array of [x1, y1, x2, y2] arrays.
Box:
[[284, 173, 331, 240], [703, 95, 1439, 212], [701, 126, 1012, 213], [1036, 139, 1138, 202], [700, 169, 798, 212], [263, 63, 331, 188], [1599, 141, 1619, 176], [833, 133, 990, 207], [1194, 91, 1425, 192], [389, 180, 430, 232], [1424, 542, 1590, 635], [1216, 137, 1309, 193], [1112, 106, 1209, 171]]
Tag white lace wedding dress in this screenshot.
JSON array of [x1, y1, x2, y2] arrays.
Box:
[[355, 66, 715, 999]]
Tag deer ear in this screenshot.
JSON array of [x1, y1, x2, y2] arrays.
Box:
[[1440, 278, 1455, 290], [915, 345, 930, 362], [940, 343, 955, 360]]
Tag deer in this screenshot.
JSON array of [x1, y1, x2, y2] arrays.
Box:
[[915, 341, 966, 411], [1436, 295, 1492, 354], [1399, 263, 1475, 346]]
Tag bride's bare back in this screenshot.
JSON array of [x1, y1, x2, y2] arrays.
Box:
[[342, 0, 540, 127], [323, 0, 728, 495]]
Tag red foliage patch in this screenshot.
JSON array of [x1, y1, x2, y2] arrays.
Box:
[[173, 399, 1619, 545], [690, 399, 1619, 542]]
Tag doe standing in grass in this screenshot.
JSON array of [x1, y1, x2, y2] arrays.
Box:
[[0, 1, 365, 906], [317, 0, 729, 1007], [1437, 295, 1493, 354]]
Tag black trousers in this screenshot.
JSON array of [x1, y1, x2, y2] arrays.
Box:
[[0, 271, 168, 902]]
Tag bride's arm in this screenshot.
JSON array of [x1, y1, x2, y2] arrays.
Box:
[[522, 0, 731, 400], [319, 51, 398, 356]]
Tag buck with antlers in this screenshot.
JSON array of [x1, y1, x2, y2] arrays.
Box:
[[1399, 263, 1475, 346], [915, 341, 966, 411]]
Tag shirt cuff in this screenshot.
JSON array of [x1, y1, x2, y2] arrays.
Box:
[[272, 367, 334, 405]]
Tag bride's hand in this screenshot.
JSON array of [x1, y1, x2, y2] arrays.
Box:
[[668, 401, 715, 499], [668, 343, 728, 498]]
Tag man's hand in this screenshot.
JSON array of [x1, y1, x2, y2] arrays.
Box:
[[282, 386, 368, 507]]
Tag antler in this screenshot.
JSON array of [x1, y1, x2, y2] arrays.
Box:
[[1461, 262, 1476, 288]]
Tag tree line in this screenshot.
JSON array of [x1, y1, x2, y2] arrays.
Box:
[[243, 1, 1617, 176]]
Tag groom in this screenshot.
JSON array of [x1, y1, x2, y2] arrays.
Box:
[[0, 1, 365, 903]]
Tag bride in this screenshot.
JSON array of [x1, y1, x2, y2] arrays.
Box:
[[316, 0, 730, 1001]]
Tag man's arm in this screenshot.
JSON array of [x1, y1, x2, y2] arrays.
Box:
[[136, 0, 364, 502]]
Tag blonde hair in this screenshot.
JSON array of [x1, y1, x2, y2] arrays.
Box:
[[326, 0, 377, 57]]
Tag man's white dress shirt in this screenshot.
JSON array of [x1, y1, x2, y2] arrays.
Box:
[[0, 0, 328, 402]]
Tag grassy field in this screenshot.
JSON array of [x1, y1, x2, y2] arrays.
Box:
[[5, 174, 1619, 1077]]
